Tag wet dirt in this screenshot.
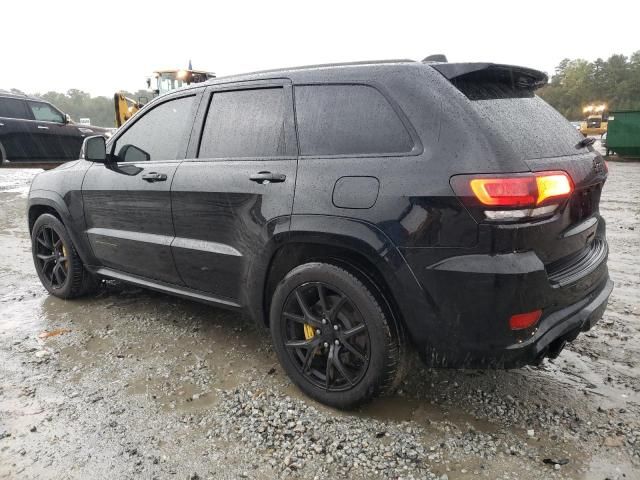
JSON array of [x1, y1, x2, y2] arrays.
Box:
[[0, 164, 639, 479]]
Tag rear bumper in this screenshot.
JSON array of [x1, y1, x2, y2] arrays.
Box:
[[400, 239, 612, 368], [502, 276, 612, 367]]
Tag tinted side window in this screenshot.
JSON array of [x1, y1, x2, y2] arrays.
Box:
[[0, 98, 30, 120], [295, 84, 413, 156], [198, 88, 285, 158], [28, 101, 64, 123], [114, 95, 195, 162]]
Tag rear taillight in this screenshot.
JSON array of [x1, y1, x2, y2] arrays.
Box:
[[469, 177, 536, 207], [451, 171, 573, 222], [535, 173, 573, 204]]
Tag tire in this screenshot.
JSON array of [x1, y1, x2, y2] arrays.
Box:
[[31, 213, 96, 299], [270, 262, 404, 409], [0, 142, 7, 166]]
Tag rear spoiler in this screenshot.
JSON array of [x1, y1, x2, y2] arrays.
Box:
[[431, 63, 548, 91]]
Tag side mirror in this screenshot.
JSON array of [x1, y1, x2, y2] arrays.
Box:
[[82, 135, 107, 162], [64, 113, 72, 124]]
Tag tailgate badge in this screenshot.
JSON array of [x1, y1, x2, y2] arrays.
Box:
[[593, 158, 605, 174]]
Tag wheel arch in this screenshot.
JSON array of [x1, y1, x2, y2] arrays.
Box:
[[248, 215, 431, 348], [28, 191, 94, 267], [28, 191, 71, 233]]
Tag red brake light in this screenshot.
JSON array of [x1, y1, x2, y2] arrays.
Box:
[[461, 171, 573, 208], [509, 310, 542, 330], [451, 171, 574, 222], [470, 177, 536, 207]]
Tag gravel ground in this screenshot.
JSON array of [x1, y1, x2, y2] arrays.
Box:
[[0, 162, 638, 480]]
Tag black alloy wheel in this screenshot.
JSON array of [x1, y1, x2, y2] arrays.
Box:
[[282, 281, 371, 391], [270, 262, 405, 409], [35, 225, 69, 289], [31, 213, 96, 299]]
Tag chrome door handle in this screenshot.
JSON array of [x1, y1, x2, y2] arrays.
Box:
[[0, 123, 4, 127], [142, 172, 168, 182], [37, 125, 49, 130], [249, 171, 286, 184]]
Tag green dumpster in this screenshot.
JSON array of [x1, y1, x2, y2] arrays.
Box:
[[607, 110, 640, 158]]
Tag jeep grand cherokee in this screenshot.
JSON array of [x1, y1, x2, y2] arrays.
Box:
[[28, 59, 613, 408]]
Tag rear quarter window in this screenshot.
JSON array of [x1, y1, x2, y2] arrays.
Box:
[[294, 84, 413, 156]]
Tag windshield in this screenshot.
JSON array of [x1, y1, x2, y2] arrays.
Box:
[[587, 117, 602, 127], [156, 74, 185, 95]]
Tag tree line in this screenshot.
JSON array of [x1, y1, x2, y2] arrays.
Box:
[[538, 52, 640, 120], [8, 51, 640, 126]]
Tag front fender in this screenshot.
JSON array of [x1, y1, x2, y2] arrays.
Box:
[[28, 190, 73, 228], [28, 189, 94, 266]]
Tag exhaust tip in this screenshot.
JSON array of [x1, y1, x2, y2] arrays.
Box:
[[547, 339, 567, 359]]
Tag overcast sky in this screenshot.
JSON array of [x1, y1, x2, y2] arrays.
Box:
[[2, 0, 638, 97]]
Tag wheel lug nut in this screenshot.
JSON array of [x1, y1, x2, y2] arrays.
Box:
[[321, 319, 327, 325], [323, 342, 329, 348], [334, 339, 339, 345], [315, 329, 321, 335], [333, 325, 338, 331]]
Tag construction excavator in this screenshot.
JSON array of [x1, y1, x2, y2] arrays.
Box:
[[114, 67, 215, 127]]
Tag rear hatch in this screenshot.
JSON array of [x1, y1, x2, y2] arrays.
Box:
[[437, 63, 609, 290]]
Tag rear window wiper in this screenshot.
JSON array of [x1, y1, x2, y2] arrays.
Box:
[[576, 137, 596, 149]]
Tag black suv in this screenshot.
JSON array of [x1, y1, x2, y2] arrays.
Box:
[[0, 91, 112, 168], [27, 60, 613, 408]]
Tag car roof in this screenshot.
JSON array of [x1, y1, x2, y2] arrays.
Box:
[[203, 59, 420, 85], [0, 90, 48, 102]]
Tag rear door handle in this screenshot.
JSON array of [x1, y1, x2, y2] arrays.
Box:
[[249, 171, 286, 184], [37, 125, 49, 130], [141, 172, 168, 182]]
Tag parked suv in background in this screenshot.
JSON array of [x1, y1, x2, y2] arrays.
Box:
[[27, 59, 613, 408], [0, 91, 112, 168]]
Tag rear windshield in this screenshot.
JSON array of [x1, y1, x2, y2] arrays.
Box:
[[470, 96, 584, 160], [438, 65, 583, 160]]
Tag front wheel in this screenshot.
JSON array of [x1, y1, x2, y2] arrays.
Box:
[[31, 213, 96, 299], [270, 262, 404, 409]]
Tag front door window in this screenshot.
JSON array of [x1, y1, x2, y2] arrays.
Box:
[[113, 95, 195, 162]]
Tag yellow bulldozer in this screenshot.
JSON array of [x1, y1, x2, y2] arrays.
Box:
[[114, 68, 215, 127], [579, 103, 608, 136]]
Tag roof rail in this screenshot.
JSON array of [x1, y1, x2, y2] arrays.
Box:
[[0, 89, 27, 97]]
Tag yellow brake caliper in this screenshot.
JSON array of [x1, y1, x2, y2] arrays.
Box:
[[303, 323, 315, 340], [62, 245, 68, 271]]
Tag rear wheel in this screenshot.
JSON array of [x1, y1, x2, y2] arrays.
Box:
[[270, 262, 404, 409], [31, 214, 96, 299]]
